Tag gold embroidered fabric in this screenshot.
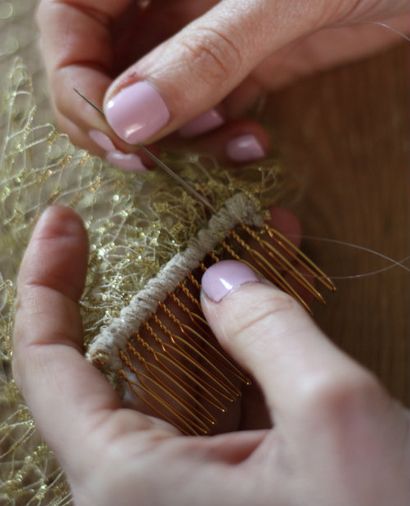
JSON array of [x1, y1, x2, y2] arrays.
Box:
[[0, 3, 287, 503]]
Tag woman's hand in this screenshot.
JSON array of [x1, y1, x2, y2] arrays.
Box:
[[36, 1, 410, 170], [13, 206, 410, 506]]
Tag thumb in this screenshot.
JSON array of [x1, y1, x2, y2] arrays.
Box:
[[103, 0, 328, 145], [200, 260, 383, 427]]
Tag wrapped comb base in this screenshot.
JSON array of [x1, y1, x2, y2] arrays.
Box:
[[87, 193, 334, 435]]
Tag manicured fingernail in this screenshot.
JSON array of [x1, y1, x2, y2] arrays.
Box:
[[106, 151, 147, 172], [201, 260, 259, 302], [89, 130, 115, 151], [179, 109, 224, 138], [104, 81, 170, 144], [226, 134, 265, 163]]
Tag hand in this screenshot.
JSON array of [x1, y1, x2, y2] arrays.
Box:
[[36, 0, 410, 170], [13, 206, 410, 506]]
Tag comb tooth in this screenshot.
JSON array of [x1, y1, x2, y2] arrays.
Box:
[[126, 339, 216, 426], [208, 250, 221, 263], [144, 347, 228, 412], [238, 224, 325, 304], [119, 369, 188, 435], [142, 319, 228, 412], [156, 304, 241, 399], [143, 315, 238, 404], [119, 352, 200, 435], [137, 371, 212, 436], [160, 334, 239, 402], [220, 238, 276, 289], [187, 272, 201, 290], [154, 302, 250, 395], [120, 350, 209, 435], [226, 230, 312, 314], [133, 376, 201, 435], [170, 291, 207, 333], [220, 239, 268, 280], [143, 321, 240, 402], [264, 224, 336, 291], [169, 293, 250, 385], [176, 322, 242, 396], [141, 362, 213, 433], [131, 334, 225, 412], [178, 280, 202, 310]]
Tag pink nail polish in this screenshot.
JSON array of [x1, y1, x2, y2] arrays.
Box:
[[104, 81, 170, 144], [106, 151, 147, 172], [226, 134, 265, 163], [89, 130, 115, 151], [179, 109, 224, 138], [201, 260, 259, 302]]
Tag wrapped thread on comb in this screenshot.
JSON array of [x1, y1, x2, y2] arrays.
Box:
[[87, 193, 335, 435]]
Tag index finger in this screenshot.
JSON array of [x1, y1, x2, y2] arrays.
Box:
[[36, 0, 131, 150]]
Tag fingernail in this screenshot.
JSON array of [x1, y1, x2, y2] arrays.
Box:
[[104, 81, 170, 144], [179, 109, 224, 138], [201, 260, 259, 303], [89, 130, 115, 151], [106, 151, 148, 172], [226, 134, 265, 163]]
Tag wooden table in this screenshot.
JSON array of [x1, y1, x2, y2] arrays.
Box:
[[265, 44, 410, 404]]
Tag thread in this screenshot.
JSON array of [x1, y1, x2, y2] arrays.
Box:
[[370, 21, 410, 44], [292, 234, 410, 280]]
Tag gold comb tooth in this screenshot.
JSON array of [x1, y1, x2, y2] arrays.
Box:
[[220, 238, 269, 282], [154, 304, 241, 397], [119, 350, 197, 435], [208, 250, 221, 263], [140, 361, 214, 433], [118, 369, 187, 435], [178, 279, 202, 310], [120, 349, 209, 435], [154, 293, 251, 385], [133, 342, 227, 413], [174, 322, 242, 397], [171, 286, 249, 382], [130, 333, 197, 399], [130, 336, 218, 426], [127, 375, 201, 436], [141, 318, 228, 412], [238, 224, 325, 304], [227, 229, 313, 314], [146, 308, 238, 402], [170, 291, 208, 332], [151, 310, 240, 402], [167, 294, 250, 385], [263, 224, 336, 291]]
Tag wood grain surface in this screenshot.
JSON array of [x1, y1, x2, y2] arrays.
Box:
[[265, 44, 410, 404]]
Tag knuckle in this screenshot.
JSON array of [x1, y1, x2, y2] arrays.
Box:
[[300, 369, 386, 426], [179, 26, 242, 85]]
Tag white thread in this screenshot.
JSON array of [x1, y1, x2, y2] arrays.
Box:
[[86, 193, 263, 373]]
